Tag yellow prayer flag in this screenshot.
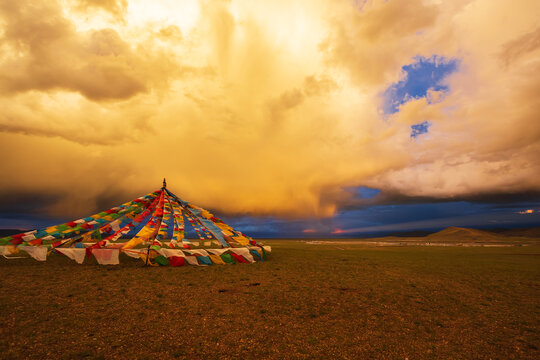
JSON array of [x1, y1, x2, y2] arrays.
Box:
[[208, 254, 226, 265]]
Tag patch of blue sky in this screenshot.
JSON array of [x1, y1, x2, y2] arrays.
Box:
[[382, 55, 459, 115], [355, 186, 381, 199], [410, 121, 431, 139]]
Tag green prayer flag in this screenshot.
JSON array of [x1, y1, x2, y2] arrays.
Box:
[[220, 253, 235, 264], [154, 255, 169, 266]]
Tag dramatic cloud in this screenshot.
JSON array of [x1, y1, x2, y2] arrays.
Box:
[[73, 0, 129, 20], [0, 0, 539, 221]]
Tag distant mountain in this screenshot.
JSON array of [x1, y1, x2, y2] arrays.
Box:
[[352, 226, 540, 240], [425, 226, 506, 242], [486, 227, 540, 238], [353, 226, 540, 244]]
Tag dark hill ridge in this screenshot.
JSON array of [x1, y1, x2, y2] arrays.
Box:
[[396, 226, 540, 245], [344, 226, 540, 245], [426, 226, 504, 242], [486, 227, 540, 238]]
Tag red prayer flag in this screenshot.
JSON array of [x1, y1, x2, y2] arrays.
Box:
[[28, 239, 43, 246], [9, 237, 24, 245], [169, 256, 185, 267], [230, 253, 249, 263]]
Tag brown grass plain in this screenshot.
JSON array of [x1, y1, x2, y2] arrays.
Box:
[[1, 240, 539, 359]]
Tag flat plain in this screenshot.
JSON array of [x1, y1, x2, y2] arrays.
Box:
[[1, 241, 539, 359]]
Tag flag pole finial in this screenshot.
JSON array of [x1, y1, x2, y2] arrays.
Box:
[[162, 178, 167, 189]]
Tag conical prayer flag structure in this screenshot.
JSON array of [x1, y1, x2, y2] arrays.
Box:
[[0, 180, 270, 266]]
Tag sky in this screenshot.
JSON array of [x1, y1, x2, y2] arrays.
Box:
[[0, 0, 539, 237]]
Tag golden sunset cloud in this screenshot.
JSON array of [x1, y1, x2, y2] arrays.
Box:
[[1, 0, 539, 219]]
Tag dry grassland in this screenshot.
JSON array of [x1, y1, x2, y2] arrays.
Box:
[[1, 241, 538, 359]]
